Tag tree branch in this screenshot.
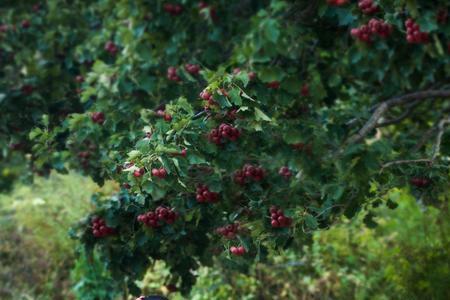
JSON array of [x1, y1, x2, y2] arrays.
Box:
[[380, 115, 450, 172], [347, 90, 450, 145], [431, 116, 450, 161], [376, 100, 420, 127]]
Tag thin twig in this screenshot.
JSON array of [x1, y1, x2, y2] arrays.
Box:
[[347, 90, 450, 145], [376, 100, 421, 127], [380, 159, 432, 172], [431, 116, 450, 161], [380, 115, 450, 172]]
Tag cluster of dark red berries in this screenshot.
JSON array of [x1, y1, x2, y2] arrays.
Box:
[[300, 83, 309, 97], [230, 245, 246, 256], [21, 19, 31, 29], [208, 123, 240, 145], [78, 151, 91, 169], [437, 8, 448, 24], [216, 223, 240, 239], [163, 3, 183, 16], [185, 63, 200, 75], [196, 184, 219, 203], [91, 217, 115, 238], [358, 0, 378, 15], [75, 75, 84, 83], [152, 167, 167, 179], [327, 0, 348, 6], [200, 89, 216, 107], [270, 206, 292, 228], [410, 177, 430, 188], [351, 19, 392, 43], [278, 166, 292, 179], [405, 18, 429, 44], [167, 66, 181, 82], [21, 84, 34, 95], [133, 167, 145, 178], [104, 41, 118, 55], [291, 143, 312, 154], [234, 164, 265, 185], [0, 24, 8, 33], [267, 81, 280, 89], [156, 109, 173, 122], [91, 112, 105, 124], [137, 206, 178, 228]]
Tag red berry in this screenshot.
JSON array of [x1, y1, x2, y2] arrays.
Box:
[[164, 113, 172, 122], [75, 75, 84, 83], [91, 112, 105, 124], [300, 84, 309, 97], [21, 20, 31, 29], [151, 168, 160, 177], [267, 81, 280, 89]]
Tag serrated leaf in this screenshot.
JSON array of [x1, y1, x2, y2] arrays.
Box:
[[254, 108, 271, 122]]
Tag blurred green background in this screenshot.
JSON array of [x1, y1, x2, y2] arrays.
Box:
[[1, 173, 449, 300]]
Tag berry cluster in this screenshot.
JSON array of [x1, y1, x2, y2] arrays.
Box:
[[351, 19, 392, 43], [185, 63, 200, 75], [358, 0, 379, 15], [91, 112, 105, 124], [196, 184, 219, 203], [163, 3, 183, 16], [300, 83, 309, 97], [78, 151, 90, 169], [21, 19, 31, 29], [133, 167, 145, 178], [291, 142, 312, 152], [405, 18, 429, 44], [208, 124, 240, 145], [137, 206, 178, 228], [230, 246, 246, 256], [266, 81, 280, 89], [410, 177, 430, 188], [104, 41, 118, 55], [216, 222, 240, 239], [437, 8, 448, 24], [278, 166, 292, 179], [270, 206, 292, 228], [21, 84, 34, 95], [152, 167, 167, 179], [0, 24, 8, 33], [327, 0, 348, 6], [167, 66, 181, 82], [91, 217, 114, 238], [156, 109, 173, 122], [234, 164, 265, 185], [200, 89, 216, 107], [75, 75, 84, 83]]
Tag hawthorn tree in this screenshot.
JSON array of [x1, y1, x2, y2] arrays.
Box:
[[1, 0, 450, 295]]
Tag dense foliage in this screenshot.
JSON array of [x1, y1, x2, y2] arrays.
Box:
[[2, 0, 450, 295]]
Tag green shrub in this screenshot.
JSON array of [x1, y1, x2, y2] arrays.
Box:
[[0, 172, 117, 299]]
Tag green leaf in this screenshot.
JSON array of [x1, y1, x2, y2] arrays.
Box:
[[262, 19, 280, 43], [254, 108, 271, 122], [228, 88, 242, 106]]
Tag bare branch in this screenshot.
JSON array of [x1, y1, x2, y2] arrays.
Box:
[[347, 90, 450, 145], [431, 116, 450, 161], [376, 100, 421, 127], [380, 159, 432, 172], [380, 115, 450, 172]]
